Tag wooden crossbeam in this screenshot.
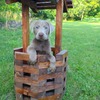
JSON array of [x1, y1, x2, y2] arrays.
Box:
[[21, 0, 37, 13], [37, 5, 56, 10], [65, 0, 73, 8], [63, 0, 73, 12], [5, 0, 18, 4], [6, 0, 73, 12], [36, 0, 57, 4]]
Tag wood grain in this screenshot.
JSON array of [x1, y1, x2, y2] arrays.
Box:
[[15, 52, 29, 61], [15, 87, 38, 98], [39, 94, 61, 100], [55, 0, 63, 54], [5, 0, 18, 4], [22, 3, 29, 52], [15, 65, 39, 74], [56, 50, 68, 61]]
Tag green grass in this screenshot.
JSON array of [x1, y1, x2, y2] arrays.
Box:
[[0, 21, 100, 100]]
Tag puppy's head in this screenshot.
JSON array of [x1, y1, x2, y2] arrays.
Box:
[[30, 20, 54, 40]]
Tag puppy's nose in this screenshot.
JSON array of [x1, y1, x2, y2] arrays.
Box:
[[39, 33, 44, 38]]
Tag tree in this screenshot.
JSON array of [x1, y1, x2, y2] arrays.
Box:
[[0, 0, 100, 22], [66, 0, 100, 20], [0, 1, 21, 28]]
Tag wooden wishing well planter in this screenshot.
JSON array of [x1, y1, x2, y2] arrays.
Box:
[[6, 0, 73, 100], [14, 47, 68, 100]]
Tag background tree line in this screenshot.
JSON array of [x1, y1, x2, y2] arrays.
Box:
[[0, 0, 100, 23]]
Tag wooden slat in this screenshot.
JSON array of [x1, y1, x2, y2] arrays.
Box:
[[6, 0, 73, 10], [15, 51, 48, 61], [5, 0, 18, 4], [36, 2, 56, 6], [15, 50, 67, 63], [39, 94, 61, 100], [55, 0, 63, 54], [15, 52, 29, 61], [37, 5, 56, 9], [56, 50, 67, 56], [15, 65, 66, 79], [15, 83, 63, 99], [14, 47, 55, 61], [32, 84, 63, 93], [14, 47, 55, 53], [22, 3, 29, 52], [16, 83, 62, 94], [51, 0, 58, 4], [44, 84, 63, 93], [63, 0, 67, 12], [56, 60, 66, 67], [15, 60, 64, 69], [39, 72, 65, 81], [15, 74, 38, 85], [14, 47, 23, 52], [36, 0, 51, 1], [36, 0, 57, 4], [55, 87, 63, 95], [67, 4, 73, 8], [15, 71, 65, 86], [15, 87, 38, 98], [36, 1, 51, 4], [65, 0, 73, 9], [21, 0, 37, 12], [66, 0, 72, 4], [37, 61, 65, 69], [56, 50, 68, 61], [15, 65, 39, 74]]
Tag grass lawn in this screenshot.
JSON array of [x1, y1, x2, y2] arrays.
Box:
[[0, 21, 100, 100]]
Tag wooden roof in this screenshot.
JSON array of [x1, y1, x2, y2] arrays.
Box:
[[6, 0, 73, 12]]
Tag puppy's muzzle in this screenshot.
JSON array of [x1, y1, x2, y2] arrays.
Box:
[[39, 33, 44, 38]]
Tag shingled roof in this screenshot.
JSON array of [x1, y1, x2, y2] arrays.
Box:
[[6, 0, 73, 12]]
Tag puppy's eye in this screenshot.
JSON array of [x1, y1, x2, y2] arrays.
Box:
[[44, 26, 48, 29], [36, 26, 39, 29]]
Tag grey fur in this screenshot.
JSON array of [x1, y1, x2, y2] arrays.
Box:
[[27, 20, 56, 72]]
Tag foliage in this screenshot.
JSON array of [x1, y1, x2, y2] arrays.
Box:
[[0, 1, 21, 23], [0, 0, 100, 21], [30, 10, 56, 20], [0, 17, 6, 23], [82, 18, 100, 23], [0, 22, 100, 99], [67, 0, 100, 20], [30, 0, 100, 20]]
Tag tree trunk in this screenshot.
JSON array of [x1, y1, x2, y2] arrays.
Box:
[[5, 12, 8, 29]]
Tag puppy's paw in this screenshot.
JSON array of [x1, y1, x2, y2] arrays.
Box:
[[28, 55, 37, 65], [47, 63, 56, 74], [28, 60, 36, 65]]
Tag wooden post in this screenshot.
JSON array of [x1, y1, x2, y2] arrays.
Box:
[[55, 0, 63, 54], [22, 3, 29, 52]]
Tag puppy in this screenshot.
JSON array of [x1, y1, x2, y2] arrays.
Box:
[[27, 20, 56, 73]]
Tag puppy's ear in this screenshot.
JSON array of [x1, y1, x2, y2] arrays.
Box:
[[30, 20, 37, 33], [50, 23, 55, 34], [47, 22, 55, 34]]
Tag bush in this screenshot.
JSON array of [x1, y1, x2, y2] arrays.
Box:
[[82, 17, 100, 22], [31, 10, 56, 20], [0, 17, 6, 23]]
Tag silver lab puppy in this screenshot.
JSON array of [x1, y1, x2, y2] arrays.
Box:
[[27, 20, 56, 73]]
